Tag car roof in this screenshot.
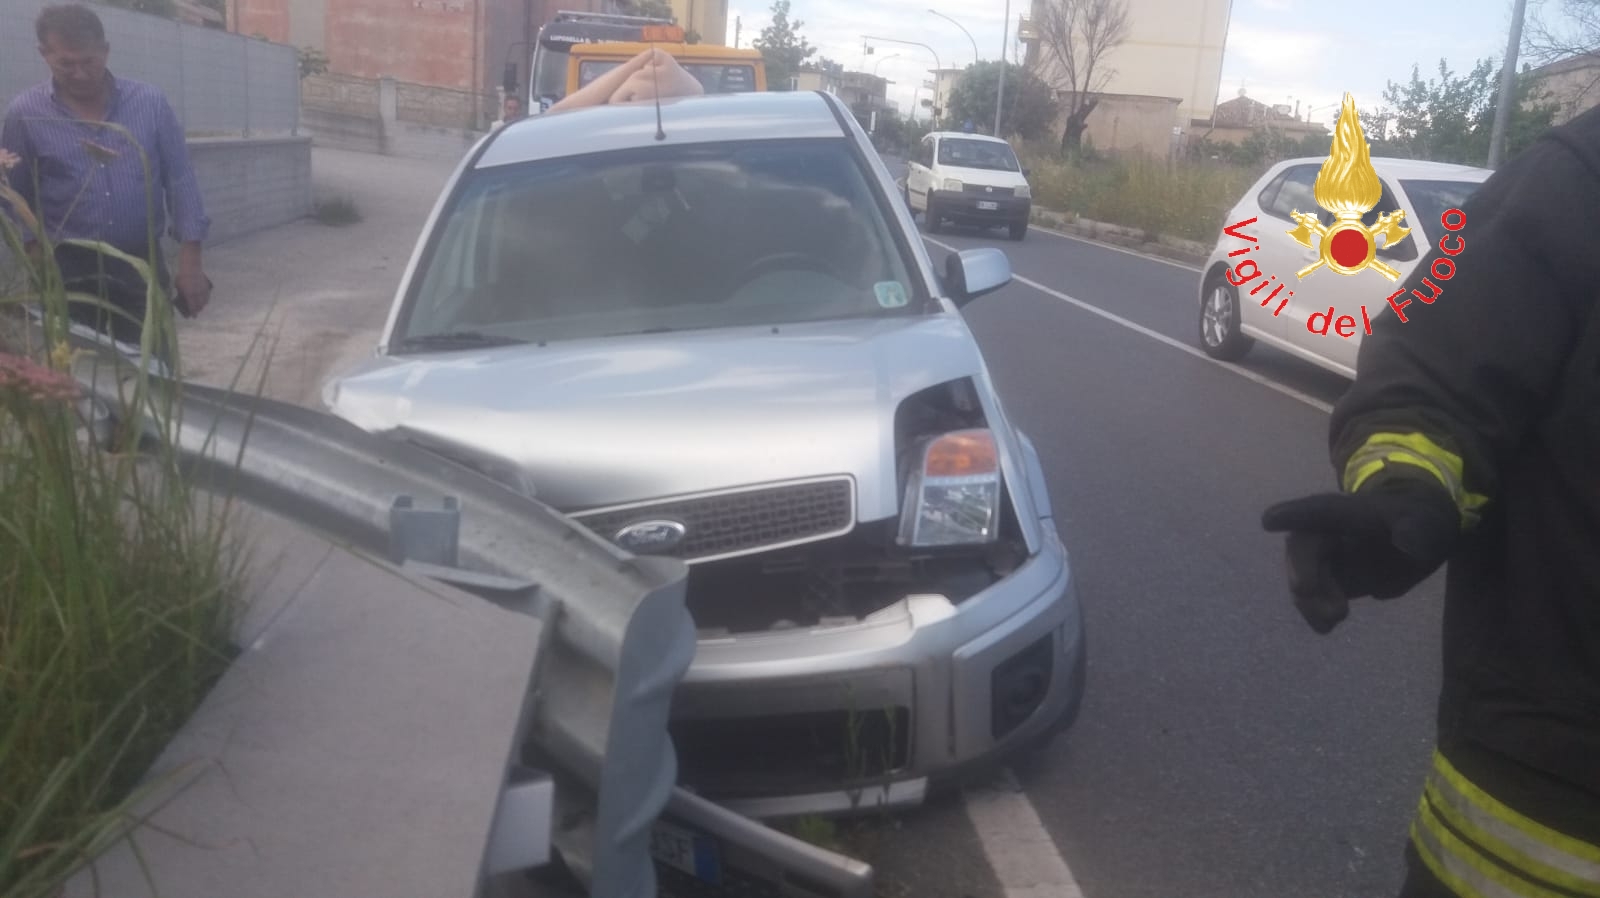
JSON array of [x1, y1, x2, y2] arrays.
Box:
[[475, 91, 851, 169], [927, 130, 1011, 145], [1271, 155, 1493, 182]]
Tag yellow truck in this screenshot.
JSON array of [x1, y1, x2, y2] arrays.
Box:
[[568, 40, 766, 97], [523, 11, 765, 113]]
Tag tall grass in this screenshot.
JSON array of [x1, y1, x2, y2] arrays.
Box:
[[0, 143, 245, 898], [1017, 144, 1265, 243]]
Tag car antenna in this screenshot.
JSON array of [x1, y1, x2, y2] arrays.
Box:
[[650, 39, 666, 141]]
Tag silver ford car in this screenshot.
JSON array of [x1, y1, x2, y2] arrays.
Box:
[[322, 89, 1087, 818]]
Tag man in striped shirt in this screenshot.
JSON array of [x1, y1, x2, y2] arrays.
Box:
[[1, 3, 212, 354]]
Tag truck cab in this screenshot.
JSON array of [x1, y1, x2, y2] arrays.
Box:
[[523, 10, 764, 113]]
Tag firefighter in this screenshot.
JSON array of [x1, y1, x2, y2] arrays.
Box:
[[1260, 104, 1600, 897]]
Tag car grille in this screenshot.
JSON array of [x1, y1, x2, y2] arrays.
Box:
[[963, 183, 1015, 198], [570, 476, 856, 563]]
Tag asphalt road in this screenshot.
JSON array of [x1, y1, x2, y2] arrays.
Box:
[[855, 159, 1447, 898]]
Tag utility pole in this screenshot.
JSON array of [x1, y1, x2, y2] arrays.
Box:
[[992, 0, 1004, 134], [734, 15, 741, 47], [1487, 0, 1529, 168]]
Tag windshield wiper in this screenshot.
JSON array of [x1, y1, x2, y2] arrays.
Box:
[[397, 331, 528, 351]]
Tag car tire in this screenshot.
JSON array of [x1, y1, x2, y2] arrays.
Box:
[[926, 200, 942, 234], [1008, 221, 1028, 241], [1198, 273, 1253, 361]]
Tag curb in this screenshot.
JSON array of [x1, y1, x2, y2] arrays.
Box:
[[1029, 209, 1211, 268]]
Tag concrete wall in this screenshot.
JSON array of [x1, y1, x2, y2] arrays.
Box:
[[1071, 94, 1181, 158], [190, 137, 313, 245], [301, 73, 486, 162], [1028, 0, 1231, 127]]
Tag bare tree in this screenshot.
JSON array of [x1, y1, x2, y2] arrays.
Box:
[[1523, 0, 1600, 116], [1034, 0, 1131, 152]]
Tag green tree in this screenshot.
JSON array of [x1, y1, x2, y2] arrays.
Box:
[[753, 0, 815, 90], [944, 61, 1059, 141], [610, 0, 675, 18], [1351, 58, 1559, 166]]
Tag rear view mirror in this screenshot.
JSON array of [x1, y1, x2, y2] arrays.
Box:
[[944, 248, 1011, 308]]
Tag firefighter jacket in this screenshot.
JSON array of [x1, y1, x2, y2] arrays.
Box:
[[1329, 106, 1600, 894]]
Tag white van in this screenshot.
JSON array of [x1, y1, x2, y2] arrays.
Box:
[[905, 131, 1033, 240]]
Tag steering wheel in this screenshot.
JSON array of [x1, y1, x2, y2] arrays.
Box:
[[729, 252, 844, 295]]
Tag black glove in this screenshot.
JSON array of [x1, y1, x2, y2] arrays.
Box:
[[1261, 474, 1460, 634]]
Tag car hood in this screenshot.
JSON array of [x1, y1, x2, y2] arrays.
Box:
[[940, 163, 1029, 189], [324, 315, 989, 519]]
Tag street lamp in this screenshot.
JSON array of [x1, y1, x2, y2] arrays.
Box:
[[873, 53, 900, 76], [863, 35, 942, 123], [928, 9, 979, 67]]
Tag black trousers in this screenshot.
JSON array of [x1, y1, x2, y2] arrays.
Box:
[[52, 242, 173, 362]]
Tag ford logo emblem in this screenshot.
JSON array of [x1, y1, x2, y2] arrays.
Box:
[[613, 519, 688, 553]]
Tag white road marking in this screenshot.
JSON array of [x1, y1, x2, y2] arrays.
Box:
[[925, 236, 1335, 415], [964, 768, 1087, 898]]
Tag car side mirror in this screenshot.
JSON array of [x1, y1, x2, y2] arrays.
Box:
[[944, 248, 1012, 308], [502, 62, 519, 94], [1021, 167, 1031, 178]]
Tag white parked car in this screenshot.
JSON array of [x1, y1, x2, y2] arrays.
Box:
[[1196, 157, 1491, 378], [904, 131, 1033, 240]]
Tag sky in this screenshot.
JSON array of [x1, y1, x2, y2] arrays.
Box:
[[722, 0, 1570, 126]]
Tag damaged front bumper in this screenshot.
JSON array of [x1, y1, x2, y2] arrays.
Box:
[[668, 519, 1085, 819]]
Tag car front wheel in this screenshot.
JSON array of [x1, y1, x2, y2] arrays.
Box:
[[925, 199, 942, 234], [1198, 275, 1253, 361]]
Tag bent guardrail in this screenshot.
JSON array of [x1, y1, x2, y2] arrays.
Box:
[[50, 331, 873, 898]]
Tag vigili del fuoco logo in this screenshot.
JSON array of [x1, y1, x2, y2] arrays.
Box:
[[1287, 92, 1412, 282]]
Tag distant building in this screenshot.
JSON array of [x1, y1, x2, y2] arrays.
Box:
[[1525, 53, 1600, 125], [794, 66, 889, 123], [1021, 0, 1231, 153], [232, 0, 606, 109], [668, 0, 727, 46], [1189, 90, 1330, 146]]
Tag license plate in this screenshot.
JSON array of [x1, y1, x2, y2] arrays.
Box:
[[652, 820, 721, 883], [977, 200, 999, 210]]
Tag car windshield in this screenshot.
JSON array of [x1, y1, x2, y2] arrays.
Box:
[[395, 138, 923, 348], [531, 42, 572, 104], [937, 138, 1019, 172], [1400, 178, 1483, 234]]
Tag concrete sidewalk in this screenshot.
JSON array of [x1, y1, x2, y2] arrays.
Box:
[[177, 147, 459, 406]]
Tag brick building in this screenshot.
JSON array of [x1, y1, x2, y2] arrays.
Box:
[[229, 0, 599, 105]]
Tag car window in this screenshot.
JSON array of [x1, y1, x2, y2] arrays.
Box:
[[917, 137, 933, 167], [1257, 171, 1289, 213], [936, 138, 1020, 172], [1264, 164, 1325, 223], [1400, 179, 1482, 235], [396, 138, 924, 347], [1361, 180, 1405, 227]]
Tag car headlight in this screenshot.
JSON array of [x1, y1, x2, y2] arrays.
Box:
[[898, 429, 1002, 547], [942, 178, 964, 192], [1016, 184, 1031, 199]]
